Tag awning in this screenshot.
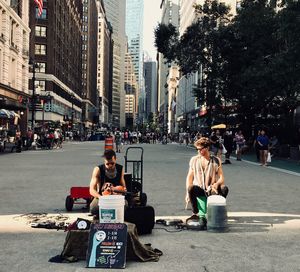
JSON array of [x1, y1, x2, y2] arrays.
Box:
[[0, 109, 7, 117], [211, 124, 226, 129], [0, 109, 18, 118]]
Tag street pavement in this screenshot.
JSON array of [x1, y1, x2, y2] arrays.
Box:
[[0, 141, 300, 272]]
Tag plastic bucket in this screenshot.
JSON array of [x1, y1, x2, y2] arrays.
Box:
[[99, 195, 125, 223], [207, 195, 228, 232]]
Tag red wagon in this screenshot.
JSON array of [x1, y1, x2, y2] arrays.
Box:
[[65, 187, 92, 211]]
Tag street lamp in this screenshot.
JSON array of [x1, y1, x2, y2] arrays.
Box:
[[29, 58, 39, 131], [70, 93, 75, 132]]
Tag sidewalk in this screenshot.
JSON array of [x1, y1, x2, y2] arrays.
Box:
[[240, 152, 300, 175], [185, 143, 300, 175]]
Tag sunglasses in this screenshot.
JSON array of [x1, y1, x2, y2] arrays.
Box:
[[105, 162, 116, 166], [197, 146, 208, 151]]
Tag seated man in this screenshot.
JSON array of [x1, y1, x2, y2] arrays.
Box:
[[185, 137, 229, 230], [89, 149, 127, 216]]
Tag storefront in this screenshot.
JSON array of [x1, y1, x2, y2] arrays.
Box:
[[0, 85, 29, 137]]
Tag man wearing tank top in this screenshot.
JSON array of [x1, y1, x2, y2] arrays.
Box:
[[89, 149, 127, 216]]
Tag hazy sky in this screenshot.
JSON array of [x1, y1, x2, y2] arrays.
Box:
[[143, 0, 162, 61]]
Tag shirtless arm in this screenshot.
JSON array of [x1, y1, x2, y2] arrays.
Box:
[[89, 166, 101, 199]]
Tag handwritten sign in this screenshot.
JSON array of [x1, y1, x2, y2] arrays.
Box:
[[86, 223, 127, 268]]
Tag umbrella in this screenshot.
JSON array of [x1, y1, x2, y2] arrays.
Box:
[[211, 124, 226, 129]]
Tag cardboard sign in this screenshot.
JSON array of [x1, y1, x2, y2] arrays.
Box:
[[86, 223, 127, 268]]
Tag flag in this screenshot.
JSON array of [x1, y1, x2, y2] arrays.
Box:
[[34, 0, 43, 17]]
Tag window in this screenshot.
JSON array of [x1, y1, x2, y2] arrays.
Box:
[[36, 8, 47, 19], [35, 26, 47, 37], [35, 44, 46, 55], [36, 62, 46, 73], [35, 80, 46, 91]]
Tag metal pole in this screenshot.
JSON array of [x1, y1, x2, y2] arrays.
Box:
[[31, 63, 35, 131], [71, 100, 74, 132], [42, 101, 45, 130]]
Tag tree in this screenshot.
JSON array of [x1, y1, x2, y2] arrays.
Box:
[[154, 23, 179, 64], [217, 0, 279, 131]]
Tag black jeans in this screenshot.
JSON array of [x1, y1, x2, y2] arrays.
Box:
[[188, 185, 229, 214]]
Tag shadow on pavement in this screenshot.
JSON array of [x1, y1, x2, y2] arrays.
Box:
[[227, 215, 300, 233]]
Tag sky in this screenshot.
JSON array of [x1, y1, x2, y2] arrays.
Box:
[[143, 0, 162, 61]]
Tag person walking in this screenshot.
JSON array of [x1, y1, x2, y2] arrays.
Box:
[[223, 130, 233, 164], [253, 130, 261, 162], [257, 129, 270, 166], [234, 130, 246, 161]]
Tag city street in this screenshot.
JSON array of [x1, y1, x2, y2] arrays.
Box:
[[0, 141, 300, 272]]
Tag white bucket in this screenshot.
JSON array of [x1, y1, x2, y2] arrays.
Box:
[[99, 195, 125, 223]]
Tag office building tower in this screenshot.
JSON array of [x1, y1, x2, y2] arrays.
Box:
[[96, 0, 113, 127], [81, 0, 99, 129], [144, 61, 157, 121], [103, 0, 126, 129], [28, 0, 82, 130]]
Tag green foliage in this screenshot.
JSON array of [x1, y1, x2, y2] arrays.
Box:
[[154, 0, 300, 138], [154, 23, 179, 63]]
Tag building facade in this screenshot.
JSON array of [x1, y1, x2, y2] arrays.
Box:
[[0, 0, 30, 134], [124, 44, 138, 129], [96, 0, 112, 127], [126, 0, 144, 127], [103, 0, 126, 129], [144, 61, 157, 121], [81, 0, 98, 129], [158, 0, 180, 133], [28, 0, 83, 131]]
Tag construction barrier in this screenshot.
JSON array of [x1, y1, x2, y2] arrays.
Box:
[[104, 136, 114, 151]]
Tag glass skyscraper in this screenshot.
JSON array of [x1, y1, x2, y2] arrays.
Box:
[[126, 0, 144, 87]]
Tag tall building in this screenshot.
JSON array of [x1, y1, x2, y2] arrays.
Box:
[[0, 0, 30, 134], [124, 43, 138, 129], [103, 0, 126, 129], [81, 0, 99, 129], [158, 0, 180, 133], [96, 0, 112, 127], [144, 61, 157, 121], [126, 0, 144, 126], [28, 0, 82, 130], [125, 0, 144, 86]]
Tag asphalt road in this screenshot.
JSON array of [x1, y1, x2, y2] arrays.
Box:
[[0, 141, 299, 272]]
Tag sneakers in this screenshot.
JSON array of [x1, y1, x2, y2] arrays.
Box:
[[186, 215, 207, 230], [186, 214, 199, 223]]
